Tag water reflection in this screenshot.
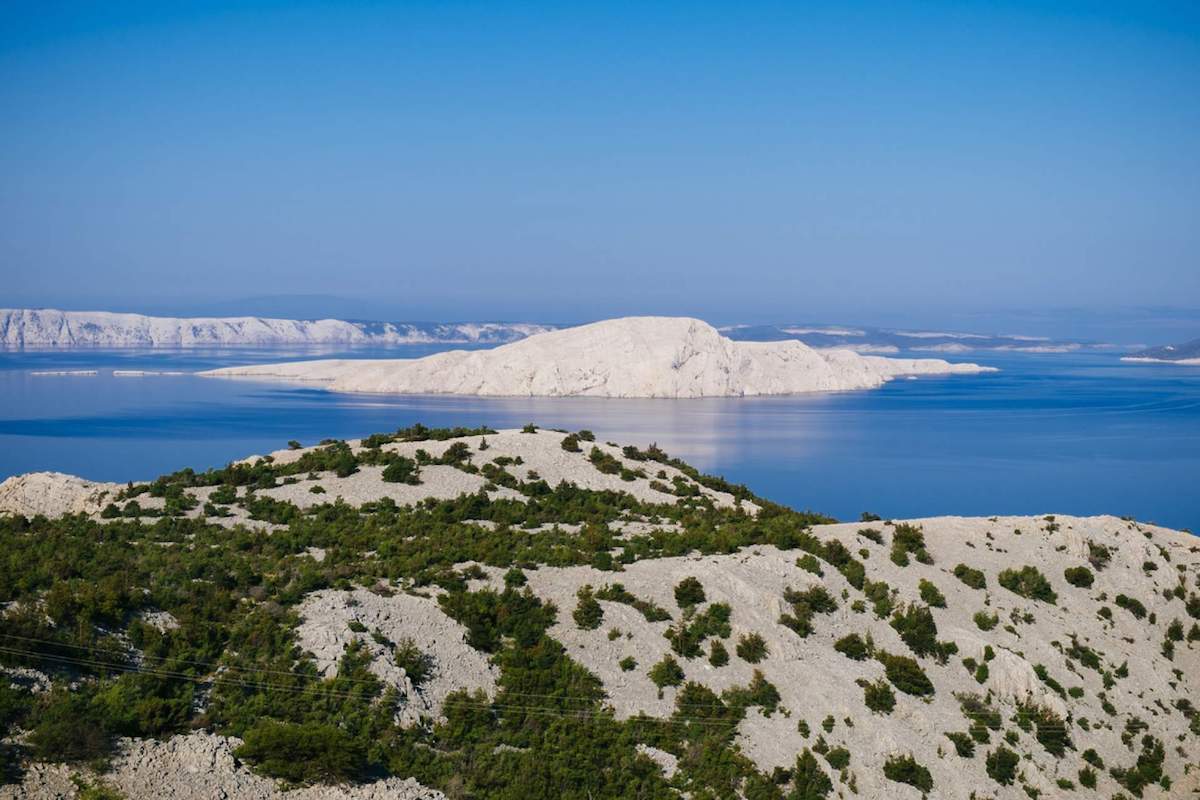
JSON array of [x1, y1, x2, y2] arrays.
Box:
[[0, 348, 1196, 529]]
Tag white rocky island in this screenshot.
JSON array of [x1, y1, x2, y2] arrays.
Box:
[[202, 316, 995, 397]]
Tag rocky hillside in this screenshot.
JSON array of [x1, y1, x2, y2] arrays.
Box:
[[0, 308, 552, 348], [203, 317, 994, 397], [1, 427, 1197, 800]]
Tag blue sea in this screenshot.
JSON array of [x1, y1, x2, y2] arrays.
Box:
[[1, 346, 1197, 531]]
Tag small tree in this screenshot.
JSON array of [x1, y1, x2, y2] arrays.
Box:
[[381, 456, 420, 484], [883, 754, 932, 792], [791, 749, 833, 799], [573, 585, 604, 630], [674, 577, 706, 608], [649, 655, 685, 692], [736, 633, 769, 663], [985, 746, 1020, 785]]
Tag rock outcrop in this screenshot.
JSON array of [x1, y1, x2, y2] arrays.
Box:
[[0, 472, 122, 518]]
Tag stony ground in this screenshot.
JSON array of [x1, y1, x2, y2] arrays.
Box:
[[2, 429, 1198, 799], [1, 733, 444, 800], [518, 514, 1200, 798]]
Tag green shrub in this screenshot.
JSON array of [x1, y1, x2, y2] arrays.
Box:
[[594, 583, 671, 622], [709, 639, 729, 667], [857, 527, 883, 544], [1087, 541, 1111, 570], [1063, 566, 1094, 588], [945, 731, 975, 757], [834, 633, 870, 661], [890, 523, 932, 566], [673, 577, 706, 608], [1078, 767, 1097, 789], [381, 456, 420, 484], [918, 579, 947, 608], [26, 689, 113, 764], [862, 679, 896, 713], [1110, 735, 1164, 796], [573, 585, 604, 630], [736, 632, 769, 663], [1114, 594, 1147, 619], [560, 434, 581, 452], [790, 749, 833, 799], [998, 566, 1057, 603], [779, 584, 838, 637], [619, 656, 637, 672], [649, 655, 685, 689], [985, 746, 1020, 785], [877, 651, 934, 696], [974, 610, 999, 631], [588, 447, 622, 475], [665, 602, 730, 657], [882, 753, 933, 792], [890, 604, 939, 658], [824, 746, 850, 770], [236, 720, 367, 784], [392, 638, 433, 687], [797, 554, 824, 576]]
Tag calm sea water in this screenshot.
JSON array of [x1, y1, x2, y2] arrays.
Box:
[[1, 346, 1197, 530]]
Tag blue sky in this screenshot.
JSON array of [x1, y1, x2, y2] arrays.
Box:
[[2, 1, 1198, 330]]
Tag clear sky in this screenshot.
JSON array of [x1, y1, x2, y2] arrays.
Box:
[[2, 1, 1198, 330]]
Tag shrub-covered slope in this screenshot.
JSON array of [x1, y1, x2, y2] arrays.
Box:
[[1, 426, 1197, 799]]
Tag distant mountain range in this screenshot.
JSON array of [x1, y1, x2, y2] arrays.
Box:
[[0, 309, 554, 348], [1122, 337, 1200, 364], [1, 308, 1129, 353]]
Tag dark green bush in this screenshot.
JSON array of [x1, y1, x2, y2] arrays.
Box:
[[890, 604, 939, 658], [953, 563, 986, 589], [1115, 594, 1147, 619], [235, 720, 367, 784], [890, 523, 932, 566], [998, 565, 1057, 603], [833, 633, 870, 661], [985, 746, 1020, 785], [882, 753, 932, 792], [945, 731, 975, 757], [649, 655, 685, 690], [673, 576, 706, 608], [736, 632, 769, 663], [1063, 566, 1094, 588], [862, 679, 895, 713], [573, 585, 604, 630], [877, 651, 934, 696], [918, 579, 946, 608]]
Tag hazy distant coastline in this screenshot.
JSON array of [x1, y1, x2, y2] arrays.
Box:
[[0, 308, 554, 348]]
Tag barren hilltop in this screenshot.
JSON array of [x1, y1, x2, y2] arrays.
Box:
[[203, 316, 994, 398], [1, 426, 1197, 800]]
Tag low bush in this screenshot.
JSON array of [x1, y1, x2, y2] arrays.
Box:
[[833, 633, 870, 661], [998, 566, 1057, 603], [985, 746, 1020, 785], [1063, 566, 1094, 588], [235, 720, 368, 784], [877, 651, 934, 696], [736, 632, 769, 663], [883, 753, 933, 792], [918, 579, 947, 608]]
